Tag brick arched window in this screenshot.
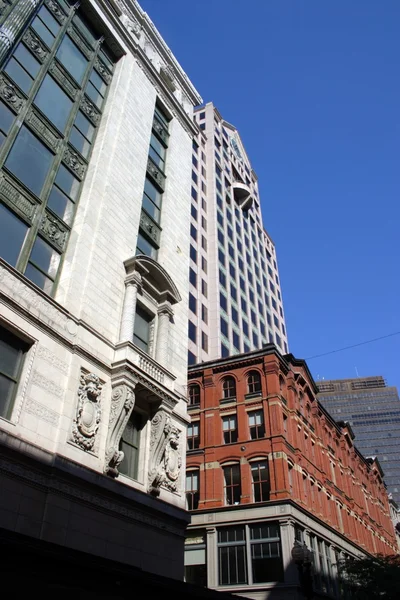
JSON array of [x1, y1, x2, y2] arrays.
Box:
[[222, 376, 236, 400], [247, 370, 261, 394], [189, 384, 200, 406], [186, 469, 199, 510]]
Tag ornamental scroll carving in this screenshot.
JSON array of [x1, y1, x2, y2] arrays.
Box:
[[0, 76, 24, 112], [71, 372, 102, 452], [104, 382, 135, 477], [63, 147, 86, 179], [22, 29, 48, 62], [44, 0, 67, 23], [148, 410, 182, 496], [80, 96, 100, 125]]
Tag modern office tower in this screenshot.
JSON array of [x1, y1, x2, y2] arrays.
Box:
[[318, 377, 400, 504], [185, 348, 397, 598], [188, 102, 288, 366], [0, 0, 216, 590]]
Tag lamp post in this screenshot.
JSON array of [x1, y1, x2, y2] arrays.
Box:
[[291, 540, 314, 599]]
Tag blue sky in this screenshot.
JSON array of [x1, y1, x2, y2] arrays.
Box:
[[140, 0, 400, 390]]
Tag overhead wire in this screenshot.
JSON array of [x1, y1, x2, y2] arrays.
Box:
[[305, 331, 400, 361]]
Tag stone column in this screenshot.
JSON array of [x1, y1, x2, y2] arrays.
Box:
[[155, 300, 173, 366], [206, 527, 218, 588], [119, 272, 141, 343], [0, 0, 42, 67], [280, 519, 298, 585]]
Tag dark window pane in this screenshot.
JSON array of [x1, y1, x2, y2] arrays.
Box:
[[69, 127, 91, 158], [56, 35, 88, 84], [15, 43, 41, 77], [47, 186, 74, 224], [54, 164, 80, 200], [89, 69, 106, 95], [34, 74, 73, 132], [136, 232, 157, 259], [72, 13, 98, 47], [5, 126, 53, 196], [0, 374, 16, 419], [133, 306, 151, 352], [85, 80, 103, 108], [74, 110, 94, 140], [31, 19, 54, 48], [0, 101, 15, 135], [25, 263, 54, 293], [144, 178, 161, 207], [0, 204, 28, 266], [29, 236, 61, 278], [5, 57, 33, 94], [142, 194, 160, 222], [40, 6, 60, 35], [0, 331, 24, 380]]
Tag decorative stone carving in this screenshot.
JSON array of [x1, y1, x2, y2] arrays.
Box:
[[160, 65, 176, 92], [40, 212, 68, 251], [48, 62, 78, 99], [146, 157, 165, 189], [80, 96, 100, 125], [44, 0, 67, 23], [25, 397, 60, 425], [37, 345, 68, 374], [0, 76, 23, 112], [71, 371, 102, 452], [32, 370, 64, 398], [120, 12, 141, 37], [0, 1, 8, 16], [94, 57, 111, 84], [63, 147, 86, 179], [139, 209, 160, 245], [0, 173, 37, 222], [104, 382, 136, 477], [152, 116, 169, 145], [25, 108, 61, 151], [148, 410, 182, 496], [22, 29, 48, 62]]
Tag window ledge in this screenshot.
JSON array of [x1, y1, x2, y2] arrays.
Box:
[[245, 392, 262, 401], [220, 397, 236, 405]]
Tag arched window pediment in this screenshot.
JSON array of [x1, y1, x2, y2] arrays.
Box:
[[125, 255, 181, 305]]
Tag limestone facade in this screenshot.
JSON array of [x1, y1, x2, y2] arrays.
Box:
[[0, 0, 201, 579]]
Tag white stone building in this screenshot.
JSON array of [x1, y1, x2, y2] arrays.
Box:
[[188, 102, 288, 365], [0, 0, 203, 581]]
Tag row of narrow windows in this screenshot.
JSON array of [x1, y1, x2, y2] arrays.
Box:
[[188, 372, 262, 406]]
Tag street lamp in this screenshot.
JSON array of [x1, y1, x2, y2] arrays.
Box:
[[291, 540, 314, 599]]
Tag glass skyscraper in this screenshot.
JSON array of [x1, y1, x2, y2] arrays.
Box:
[[318, 376, 400, 503]]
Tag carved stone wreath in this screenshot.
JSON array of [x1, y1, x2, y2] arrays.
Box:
[[71, 372, 102, 452]]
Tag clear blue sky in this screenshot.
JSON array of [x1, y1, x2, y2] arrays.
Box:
[[140, 0, 400, 391]]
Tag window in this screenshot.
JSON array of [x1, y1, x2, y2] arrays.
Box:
[[223, 463, 241, 504], [31, 5, 61, 48], [253, 332, 259, 348], [221, 343, 230, 358], [201, 304, 208, 324], [201, 236, 207, 251], [222, 415, 238, 444], [192, 171, 198, 184], [222, 377, 236, 400], [69, 110, 95, 160], [251, 461, 270, 502], [218, 248, 226, 266], [241, 297, 247, 313], [191, 204, 198, 220], [231, 306, 239, 325], [191, 186, 197, 201], [5, 43, 41, 94], [220, 317, 228, 338], [249, 410, 265, 439], [250, 523, 283, 583], [56, 34, 89, 84], [187, 421, 200, 450], [190, 245, 197, 263], [35, 75, 73, 133], [190, 224, 197, 242], [220, 293, 228, 312], [189, 384, 200, 406], [25, 236, 61, 293], [230, 284, 237, 302], [119, 411, 142, 480], [189, 268, 197, 287], [201, 279, 208, 298], [0, 325, 29, 419], [219, 270, 226, 288], [201, 331, 208, 352], [232, 331, 240, 351], [218, 527, 247, 585], [188, 350, 197, 366], [186, 470, 199, 510], [133, 306, 152, 352], [201, 256, 207, 273], [136, 232, 157, 259], [247, 371, 262, 394], [188, 320, 196, 343], [189, 293, 197, 315], [242, 320, 249, 338]]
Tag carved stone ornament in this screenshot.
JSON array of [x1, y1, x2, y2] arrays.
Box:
[[104, 383, 135, 477], [0, 1, 8, 16], [0, 76, 24, 112], [160, 65, 176, 92], [48, 62, 78, 100], [139, 210, 160, 245], [63, 147, 86, 179], [120, 12, 141, 38], [71, 372, 103, 452], [44, 0, 67, 23], [80, 96, 100, 125], [22, 29, 48, 62], [152, 117, 168, 145], [40, 212, 68, 251], [26, 108, 61, 151], [148, 410, 182, 496], [0, 173, 37, 223], [146, 158, 165, 189], [94, 57, 111, 84]]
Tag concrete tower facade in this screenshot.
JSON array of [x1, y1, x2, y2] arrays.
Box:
[[188, 102, 288, 366]]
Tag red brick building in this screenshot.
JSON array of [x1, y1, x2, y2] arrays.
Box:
[[185, 346, 397, 599]]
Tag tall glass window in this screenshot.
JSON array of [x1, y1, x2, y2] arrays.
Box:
[[218, 527, 247, 585], [0, 0, 115, 295], [119, 412, 142, 480]]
